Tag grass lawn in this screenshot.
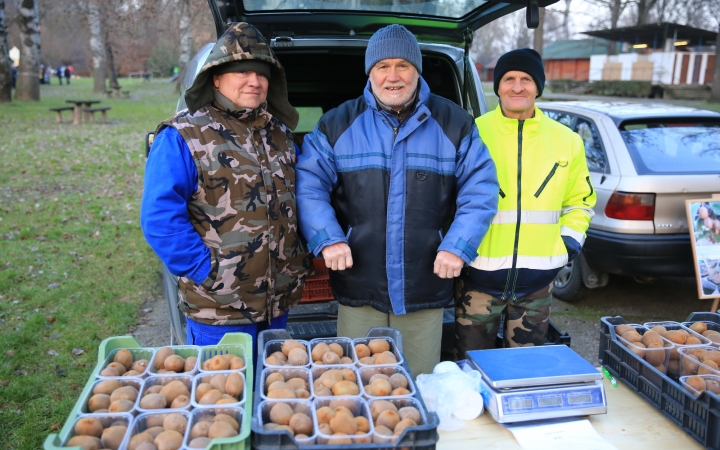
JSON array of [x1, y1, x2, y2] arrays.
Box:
[[0, 77, 177, 449]]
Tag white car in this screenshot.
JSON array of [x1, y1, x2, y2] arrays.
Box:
[[538, 101, 720, 301]]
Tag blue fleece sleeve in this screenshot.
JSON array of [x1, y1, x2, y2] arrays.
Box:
[[562, 235, 581, 262], [296, 125, 347, 256], [438, 124, 499, 263], [140, 127, 211, 284]]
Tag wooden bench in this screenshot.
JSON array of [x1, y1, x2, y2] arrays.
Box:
[[121, 90, 130, 98], [49, 106, 75, 124], [106, 90, 114, 98], [83, 106, 111, 124], [112, 86, 122, 98]]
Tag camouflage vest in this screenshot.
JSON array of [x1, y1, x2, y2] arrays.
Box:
[[159, 104, 311, 325]]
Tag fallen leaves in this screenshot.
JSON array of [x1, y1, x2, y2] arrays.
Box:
[[72, 348, 84, 356], [47, 349, 58, 356]]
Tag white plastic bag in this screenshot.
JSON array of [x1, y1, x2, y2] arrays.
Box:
[[416, 367, 484, 431]]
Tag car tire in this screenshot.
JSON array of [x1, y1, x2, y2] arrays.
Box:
[[553, 259, 590, 302]]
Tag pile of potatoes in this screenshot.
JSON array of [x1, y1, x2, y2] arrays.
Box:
[[138, 379, 193, 411], [88, 380, 140, 413], [370, 400, 422, 443], [264, 371, 311, 399], [262, 402, 314, 440], [615, 325, 672, 373], [100, 349, 150, 378], [687, 321, 720, 344], [265, 340, 310, 366], [315, 401, 372, 444], [311, 341, 354, 365], [151, 347, 198, 375], [200, 353, 245, 372], [194, 372, 245, 406], [66, 416, 129, 450], [313, 368, 360, 396], [184, 411, 241, 449], [355, 339, 399, 365], [684, 375, 720, 396], [677, 347, 720, 377], [362, 371, 411, 397]]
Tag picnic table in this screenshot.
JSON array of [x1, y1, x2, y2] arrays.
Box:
[[65, 99, 102, 125]]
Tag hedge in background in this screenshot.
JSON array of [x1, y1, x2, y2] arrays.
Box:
[[586, 80, 652, 98]]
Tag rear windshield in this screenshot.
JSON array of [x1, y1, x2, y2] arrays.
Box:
[[619, 119, 720, 175], [244, 0, 488, 18]]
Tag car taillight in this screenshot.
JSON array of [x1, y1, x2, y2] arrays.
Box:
[[605, 192, 655, 220]]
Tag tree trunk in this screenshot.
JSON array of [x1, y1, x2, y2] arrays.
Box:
[[87, 0, 105, 93], [176, 0, 191, 93], [533, 7, 545, 57], [15, 0, 40, 101], [711, 26, 720, 102], [0, 0, 12, 102], [635, 0, 658, 25], [562, 0, 572, 40], [104, 29, 119, 89], [606, 0, 626, 55]]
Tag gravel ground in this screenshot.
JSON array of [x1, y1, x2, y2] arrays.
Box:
[[131, 274, 712, 366]]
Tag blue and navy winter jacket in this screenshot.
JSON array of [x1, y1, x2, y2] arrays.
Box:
[[296, 78, 499, 315]]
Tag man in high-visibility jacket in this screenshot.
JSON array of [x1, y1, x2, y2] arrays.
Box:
[[455, 48, 596, 354]]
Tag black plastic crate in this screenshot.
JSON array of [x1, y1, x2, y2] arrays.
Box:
[[599, 315, 720, 449], [251, 327, 440, 450]]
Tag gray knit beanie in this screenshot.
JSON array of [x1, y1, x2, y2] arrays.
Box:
[[365, 24, 422, 74]]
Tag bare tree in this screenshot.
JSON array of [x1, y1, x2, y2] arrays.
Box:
[[587, 0, 631, 54], [14, 0, 39, 101], [633, 0, 658, 25], [710, 2, 720, 102], [533, 7, 546, 56], [176, 0, 191, 92], [0, 0, 12, 102], [104, 29, 118, 89], [87, 0, 105, 93]]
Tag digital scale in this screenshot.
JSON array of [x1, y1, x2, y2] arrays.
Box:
[[467, 346, 607, 423]]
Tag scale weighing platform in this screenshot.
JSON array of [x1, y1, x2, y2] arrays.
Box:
[[467, 345, 607, 423]]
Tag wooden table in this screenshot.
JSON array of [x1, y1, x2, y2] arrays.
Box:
[[65, 100, 101, 124], [437, 375, 703, 449]]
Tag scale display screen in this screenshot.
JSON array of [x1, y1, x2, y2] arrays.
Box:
[[538, 396, 562, 407], [507, 398, 534, 410], [568, 393, 593, 404]]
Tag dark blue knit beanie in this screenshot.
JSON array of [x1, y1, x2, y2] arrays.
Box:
[[493, 48, 545, 98], [365, 24, 422, 74]]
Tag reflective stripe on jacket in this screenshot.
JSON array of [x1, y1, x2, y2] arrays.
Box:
[[466, 105, 596, 300]]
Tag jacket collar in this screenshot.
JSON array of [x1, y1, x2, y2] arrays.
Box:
[[491, 104, 544, 136], [364, 76, 431, 115]]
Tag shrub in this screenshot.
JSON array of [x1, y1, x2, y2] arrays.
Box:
[[586, 80, 652, 98]]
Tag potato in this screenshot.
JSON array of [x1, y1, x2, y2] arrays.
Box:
[[366, 379, 392, 396], [101, 425, 127, 450], [140, 393, 167, 410], [226, 372, 244, 398], [163, 413, 188, 435], [391, 387, 411, 396], [319, 370, 344, 389], [154, 430, 184, 450], [264, 372, 284, 388], [188, 437, 211, 448], [328, 343, 344, 357], [322, 351, 341, 365], [644, 343, 666, 366], [88, 394, 111, 412], [369, 374, 390, 384], [614, 324, 635, 336], [169, 394, 190, 408], [110, 385, 139, 403], [208, 421, 237, 439], [288, 347, 309, 366], [329, 411, 358, 434], [282, 339, 306, 356], [184, 356, 197, 372], [128, 432, 154, 450], [359, 356, 376, 365], [686, 375, 707, 392], [154, 347, 175, 370], [209, 374, 228, 394], [163, 355, 186, 372], [106, 362, 127, 375], [312, 342, 331, 362], [376, 410, 400, 430], [665, 330, 687, 345], [621, 330, 642, 344], [332, 380, 360, 396], [66, 435, 102, 450], [355, 416, 370, 433], [394, 418, 417, 435], [100, 367, 120, 377], [108, 399, 135, 412], [649, 325, 667, 336], [316, 406, 335, 424], [389, 373, 408, 390], [94, 379, 122, 396], [190, 421, 210, 439], [159, 380, 189, 405], [368, 339, 390, 354], [375, 351, 398, 365], [146, 385, 163, 395], [268, 380, 290, 392], [214, 414, 239, 431], [199, 389, 224, 405], [354, 344, 371, 359], [340, 368, 356, 382], [113, 349, 134, 369], [270, 402, 294, 425], [690, 322, 708, 334], [286, 377, 307, 391], [267, 388, 297, 399], [370, 400, 398, 421], [289, 412, 313, 435], [641, 330, 663, 347], [195, 383, 213, 402], [75, 417, 103, 438], [132, 359, 149, 374], [208, 355, 230, 371], [229, 356, 245, 370], [699, 360, 719, 375], [295, 388, 311, 399], [398, 406, 421, 423]]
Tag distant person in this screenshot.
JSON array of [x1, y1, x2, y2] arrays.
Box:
[[64, 66, 71, 85], [143, 65, 151, 82], [11, 66, 17, 89], [56, 66, 64, 85], [44, 66, 51, 84], [39, 64, 45, 84]]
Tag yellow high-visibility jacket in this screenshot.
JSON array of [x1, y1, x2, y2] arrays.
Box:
[[466, 105, 596, 300]]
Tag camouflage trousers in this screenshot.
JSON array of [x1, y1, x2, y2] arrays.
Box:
[[454, 277, 553, 358]]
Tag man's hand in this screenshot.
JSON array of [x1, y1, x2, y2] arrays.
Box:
[[321, 242, 354, 271], [434, 250, 464, 279]]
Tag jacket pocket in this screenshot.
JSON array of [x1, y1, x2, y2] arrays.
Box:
[[534, 161, 567, 198], [200, 247, 220, 291]]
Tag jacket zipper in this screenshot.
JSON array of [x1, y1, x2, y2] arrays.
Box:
[[501, 120, 524, 301], [499, 188, 506, 198], [583, 176, 594, 203], [534, 162, 560, 198]]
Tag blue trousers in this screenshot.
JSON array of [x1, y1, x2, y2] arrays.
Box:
[[186, 312, 290, 369]]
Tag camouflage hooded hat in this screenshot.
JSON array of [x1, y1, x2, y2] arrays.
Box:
[[184, 22, 299, 130]]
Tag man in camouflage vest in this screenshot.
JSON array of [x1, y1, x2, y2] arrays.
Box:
[[141, 23, 311, 349]]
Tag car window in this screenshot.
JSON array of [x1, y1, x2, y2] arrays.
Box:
[[574, 118, 609, 174], [544, 110, 574, 128], [619, 120, 720, 175]]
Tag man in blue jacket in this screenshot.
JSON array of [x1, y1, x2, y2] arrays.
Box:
[[296, 24, 498, 376]]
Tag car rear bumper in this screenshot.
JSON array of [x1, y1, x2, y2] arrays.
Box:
[[583, 228, 694, 277]]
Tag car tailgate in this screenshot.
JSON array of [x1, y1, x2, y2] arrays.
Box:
[[652, 174, 720, 234]]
